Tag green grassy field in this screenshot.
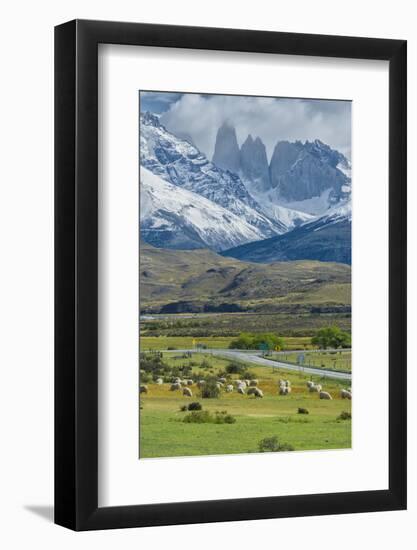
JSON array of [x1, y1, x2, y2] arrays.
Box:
[[140, 335, 313, 351], [271, 351, 352, 373], [139, 353, 351, 458]]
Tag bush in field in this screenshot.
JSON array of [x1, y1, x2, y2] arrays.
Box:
[[183, 409, 236, 424], [183, 410, 212, 423], [200, 377, 221, 398], [179, 405, 188, 412], [338, 411, 352, 420], [214, 411, 236, 424], [229, 332, 285, 351], [311, 326, 351, 349], [258, 436, 294, 452], [298, 407, 309, 415], [187, 402, 202, 411], [201, 359, 211, 369], [225, 362, 245, 375]]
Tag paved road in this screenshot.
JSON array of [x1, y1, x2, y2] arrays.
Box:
[[152, 348, 352, 381]]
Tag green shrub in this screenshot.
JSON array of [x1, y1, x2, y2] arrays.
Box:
[[214, 411, 236, 424], [200, 377, 221, 398], [183, 410, 212, 423], [183, 409, 236, 424], [225, 362, 245, 375], [188, 402, 202, 411], [229, 332, 285, 351], [298, 407, 309, 415], [258, 436, 294, 453], [179, 405, 188, 412], [338, 411, 352, 420]]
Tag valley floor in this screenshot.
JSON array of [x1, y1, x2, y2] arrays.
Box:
[[139, 353, 351, 459]]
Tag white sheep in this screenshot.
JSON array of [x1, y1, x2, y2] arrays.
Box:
[[340, 389, 352, 400], [319, 391, 332, 400], [226, 384, 234, 392], [237, 387, 246, 395], [182, 387, 192, 397], [248, 387, 263, 398], [155, 378, 163, 385], [249, 379, 258, 387], [187, 379, 193, 386], [170, 382, 181, 391], [139, 385, 148, 394], [306, 381, 315, 389]]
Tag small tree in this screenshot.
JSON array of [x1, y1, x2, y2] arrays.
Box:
[[311, 326, 351, 349]]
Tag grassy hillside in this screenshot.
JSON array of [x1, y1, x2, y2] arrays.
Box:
[[140, 243, 351, 314], [140, 352, 351, 458]]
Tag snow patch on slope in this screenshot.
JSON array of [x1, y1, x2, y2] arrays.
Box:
[[140, 167, 265, 251]]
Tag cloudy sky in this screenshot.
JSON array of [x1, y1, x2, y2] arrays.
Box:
[[140, 91, 351, 160]]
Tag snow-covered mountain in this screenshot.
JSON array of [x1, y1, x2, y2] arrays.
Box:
[[211, 123, 351, 217], [139, 112, 351, 258], [140, 167, 264, 251], [140, 112, 287, 236], [222, 201, 351, 264]]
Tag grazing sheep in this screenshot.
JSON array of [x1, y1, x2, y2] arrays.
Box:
[[139, 385, 148, 394], [279, 386, 289, 395], [237, 387, 246, 394], [173, 377, 181, 384], [340, 389, 352, 400], [197, 380, 206, 388], [187, 379, 193, 386], [226, 384, 234, 392], [278, 379, 285, 386], [155, 378, 163, 385], [182, 387, 192, 397], [216, 382, 223, 390], [248, 387, 263, 398], [309, 384, 322, 393], [306, 381, 315, 389], [319, 391, 332, 400], [235, 379, 242, 386], [249, 379, 258, 387], [170, 382, 181, 391], [245, 380, 251, 387], [218, 377, 226, 384]]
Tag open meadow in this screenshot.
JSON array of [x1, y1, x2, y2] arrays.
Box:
[[139, 352, 351, 458], [140, 334, 313, 351]]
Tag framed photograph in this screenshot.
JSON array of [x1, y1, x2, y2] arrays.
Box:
[[55, 19, 407, 530]]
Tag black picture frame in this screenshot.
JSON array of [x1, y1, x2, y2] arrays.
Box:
[[55, 19, 407, 531]]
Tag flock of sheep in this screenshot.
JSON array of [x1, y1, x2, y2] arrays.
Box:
[[139, 375, 352, 401]]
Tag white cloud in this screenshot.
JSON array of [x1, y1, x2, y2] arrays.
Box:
[[160, 94, 351, 161]]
